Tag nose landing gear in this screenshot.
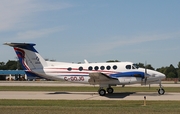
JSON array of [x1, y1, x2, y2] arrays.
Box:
[[158, 83, 165, 95]]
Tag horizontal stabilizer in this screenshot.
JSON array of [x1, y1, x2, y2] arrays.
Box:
[[4, 42, 36, 47]]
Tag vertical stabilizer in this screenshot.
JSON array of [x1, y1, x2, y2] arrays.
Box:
[[4, 43, 47, 70]]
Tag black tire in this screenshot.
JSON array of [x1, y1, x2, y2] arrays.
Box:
[[98, 89, 106, 96], [107, 88, 114, 94], [158, 88, 165, 95]]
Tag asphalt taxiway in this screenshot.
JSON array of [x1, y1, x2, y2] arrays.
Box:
[[0, 91, 180, 100], [0, 81, 180, 100], [0, 81, 180, 87]]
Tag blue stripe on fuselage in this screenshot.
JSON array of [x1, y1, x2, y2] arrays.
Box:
[[110, 71, 144, 78]]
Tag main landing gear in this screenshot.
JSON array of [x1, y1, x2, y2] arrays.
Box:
[[158, 83, 165, 95], [98, 87, 114, 96]]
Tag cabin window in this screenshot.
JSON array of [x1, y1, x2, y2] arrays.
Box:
[[100, 66, 105, 70], [113, 65, 117, 70], [79, 66, 83, 71], [94, 66, 99, 70], [126, 65, 131, 69], [67, 67, 72, 71], [88, 66, 93, 70], [106, 65, 111, 70]]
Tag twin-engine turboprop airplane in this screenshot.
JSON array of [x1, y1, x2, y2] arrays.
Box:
[[4, 43, 166, 96]]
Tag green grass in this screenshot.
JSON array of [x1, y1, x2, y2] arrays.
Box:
[[1, 86, 180, 114], [0, 100, 180, 114], [0, 86, 180, 93]]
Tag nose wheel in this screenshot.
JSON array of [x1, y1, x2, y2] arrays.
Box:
[[158, 88, 165, 95], [158, 83, 165, 95]]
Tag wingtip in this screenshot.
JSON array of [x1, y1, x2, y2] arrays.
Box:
[[3, 42, 10, 45]]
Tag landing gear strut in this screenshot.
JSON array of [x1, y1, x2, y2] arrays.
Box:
[[158, 83, 165, 95]]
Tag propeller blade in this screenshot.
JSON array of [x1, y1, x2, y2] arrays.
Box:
[[144, 61, 148, 85], [141, 61, 149, 86]]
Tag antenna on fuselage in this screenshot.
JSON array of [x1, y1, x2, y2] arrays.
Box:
[[84, 59, 89, 64]]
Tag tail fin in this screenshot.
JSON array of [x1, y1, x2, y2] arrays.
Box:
[[4, 43, 47, 70]]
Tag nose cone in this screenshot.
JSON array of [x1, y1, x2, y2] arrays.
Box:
[[138, 68, 166, 80], [156, 71, 166, 79], [147, 69, 166, 80]]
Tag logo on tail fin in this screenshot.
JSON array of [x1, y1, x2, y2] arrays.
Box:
[[14, 47, 30, 70]]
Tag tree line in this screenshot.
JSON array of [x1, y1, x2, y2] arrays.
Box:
[[1, 60, 180, 78], [0, 60, 22, 70]]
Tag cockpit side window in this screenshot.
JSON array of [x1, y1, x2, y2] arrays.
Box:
[[132, 66, 135, 69], [126, 65, 131, 69], [132, 64, 139, 69]]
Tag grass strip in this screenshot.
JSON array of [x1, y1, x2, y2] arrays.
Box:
[[0, 100, 180, 114]]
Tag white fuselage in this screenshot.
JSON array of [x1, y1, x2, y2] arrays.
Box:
[[31, 61, 165, 85], [4, 42, 167, 96]]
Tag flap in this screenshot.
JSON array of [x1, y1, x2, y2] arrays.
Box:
[[88, 72, 117, 85]]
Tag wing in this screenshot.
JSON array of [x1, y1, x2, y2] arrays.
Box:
[[88, 72, 118, 85]]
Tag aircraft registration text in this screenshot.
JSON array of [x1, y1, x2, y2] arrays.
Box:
[[64, 76, 84, 81]]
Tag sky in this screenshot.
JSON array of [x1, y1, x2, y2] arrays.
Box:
[[0, 0, 180, 69]]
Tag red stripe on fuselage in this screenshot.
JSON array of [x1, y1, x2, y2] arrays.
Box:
[[45, 68, 118, 73]]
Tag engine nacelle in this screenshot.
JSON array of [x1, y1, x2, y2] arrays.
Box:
[[118, 77, 141, 84]]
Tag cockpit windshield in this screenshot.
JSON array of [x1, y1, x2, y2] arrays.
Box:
[[125, 63, 139, 70], [132, 64, 139, 69]]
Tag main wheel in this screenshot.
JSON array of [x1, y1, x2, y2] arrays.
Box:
[[98, 89, 106, 96], [158, 88, 165, 95], [107, 87, 114, 94]]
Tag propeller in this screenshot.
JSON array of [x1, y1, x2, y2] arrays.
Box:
[[141, 61, 149, 85]]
